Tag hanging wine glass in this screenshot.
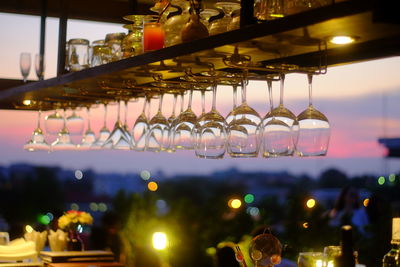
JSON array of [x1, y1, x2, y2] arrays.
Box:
[[225, 84, 239, 125], [260, 78, 292, 157], [132, 96, 150, 151], [91, 103, 111, 149], [296, 73, 330, 156], [147, 93, 170, 152], [195, 83, 227, 159], [45, 108, 64, 135], [51, 109, 76, 151], [24, 108, 50, 152], [66, 108, 85, 135], [77, 107, 96, 150], [227, 72, 261, 157], [166, 93, 181, 153], [172, 89, 198, 150], [268, 73, 298, 156], [20, 52, 31, 83], [103, 100, 133, 150]]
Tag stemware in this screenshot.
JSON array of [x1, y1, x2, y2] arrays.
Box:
[[66, 108, 85, 135], [103, 100, 133, 150], [77, 107, 96, 150], [260, 78, 292, 157], [166, 93, 180, 153], [195, 83, 227, 159], [51, 109, 76, 151], [147, 93, 170, 152], [172, 89, 198, 150], [132, 97, 150, 151], [20, 52, 31, 83], [225, 84, 239, 125], [24, 109, 50, 152], [268, 73, 298, 156], [209, 2, 241, 35], [45, 109, 64, 135], [296, 74, 330, 156], [199, 8, 220, 30], [163, 0, 190, 46], [35, 54, 45, 80], [227, 73, 261, 157], [91, 103, 111, 149]]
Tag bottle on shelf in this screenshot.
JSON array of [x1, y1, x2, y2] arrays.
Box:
[[383, 217, 400, 267], [334, 225, 356, 267]]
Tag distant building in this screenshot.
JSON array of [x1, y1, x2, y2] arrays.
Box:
[[378, 137, 400, 157]]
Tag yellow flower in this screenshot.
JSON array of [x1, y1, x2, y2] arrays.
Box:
[[57, 210, 93, 230]]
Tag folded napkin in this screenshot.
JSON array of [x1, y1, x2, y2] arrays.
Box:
[[47, 229, 67, 252], [24, 230, 47, 253]]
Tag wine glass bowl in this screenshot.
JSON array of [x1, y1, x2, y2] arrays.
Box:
[[20, 52, 31, 83]]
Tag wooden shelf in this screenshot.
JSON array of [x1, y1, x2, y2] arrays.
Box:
[[1, 0, 400, 110]]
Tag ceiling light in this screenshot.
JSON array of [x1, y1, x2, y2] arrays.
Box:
[[329, 36, 356, 45]]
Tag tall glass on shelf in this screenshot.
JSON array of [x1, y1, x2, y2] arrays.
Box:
[[67, 39, 90, 71], [20, 52, 31, 83]]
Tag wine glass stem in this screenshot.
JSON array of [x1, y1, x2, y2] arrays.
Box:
[[124, 101, 128, 125], [180, 93, 184, 113], [279, 73, 285, 106], [87, 107, 91, 130], [212, 83, 217, 111], [142, 97, 147, 115], [232, 85, 237, 109], [147, 98, 151, 119], [267, 79, 274, 112], [201, 90, 206, 114], [172, 94, 177, 117], [158, 94, 164, 113], [308, 73, 313, 107], [103, 104, 108, 128], [117, 101, 121, 122], [241, 79, 247, 104], [188, 90, 193, 110], [37, 110, 42, 129]]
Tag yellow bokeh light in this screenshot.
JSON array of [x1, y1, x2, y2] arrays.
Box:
[[306, 198, 316, 209], [302, 222, 309, 229], [363, 198, 370, 207], [152, 232, 167, 250], [316, 260, 323, 267], [25, 225, 34, 233], [22, 100, 31, 106], [148, 181, 158, 191], [329, 36, 355, 45], [230, 199, 242, 209]]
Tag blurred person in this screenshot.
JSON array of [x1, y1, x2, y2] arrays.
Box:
[[327, 186, 369, 234]]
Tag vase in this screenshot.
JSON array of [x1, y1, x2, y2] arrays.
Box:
[[67, 230, 84, 251]]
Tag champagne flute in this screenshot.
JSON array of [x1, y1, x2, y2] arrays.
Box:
[[20, 52, 31, 83], [24, 109, 50, 152], [91, 103, 111, 149], [296, 73, 330, 156], [260, 78, 292, 157], [35, 54, 45, 80]]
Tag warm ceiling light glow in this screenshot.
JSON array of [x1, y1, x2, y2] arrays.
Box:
[[329, 36, 355, 45], [23, 99, 32, 105]]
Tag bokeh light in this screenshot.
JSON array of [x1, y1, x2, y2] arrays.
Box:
[[148, 181, 158, 191], [248, 207, 260, 216], [363, 198, 370, 207], [75, 170, 83, 180], [378, 176, 385, 185], [230, 198, 242, 209], [389, 174, 396, 183], [22, 99, 31, 106], [206, 247, 216, 256], [70, 203, 79, 210], [306, 198, 316, 209], [244, 194, 255, 204], [25, 225, 33, 233], [140, 170, 151, 180], [302, 222, 309, 229], [46, 212, 54, 221], [38, 214, 50, 225], [152, 232, 167, 250], [98, 203, 108, 212], [90, 202, 99, 211]]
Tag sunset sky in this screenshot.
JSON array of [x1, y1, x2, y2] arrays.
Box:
[[0, 12, 399, 178]]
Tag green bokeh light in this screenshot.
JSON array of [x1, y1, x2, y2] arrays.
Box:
[[38, 214, 50, 225], [378, 176, 385, 185], [244, 194, 255, 204], [389, 174, 396, 183]]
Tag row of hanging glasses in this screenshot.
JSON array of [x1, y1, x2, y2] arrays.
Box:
[[24, 69, 330, 158]]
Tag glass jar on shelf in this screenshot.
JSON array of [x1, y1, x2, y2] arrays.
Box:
[[105, 32, 126, 61], [67, 38, 90, 71], [91, 39, 111, 67]]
